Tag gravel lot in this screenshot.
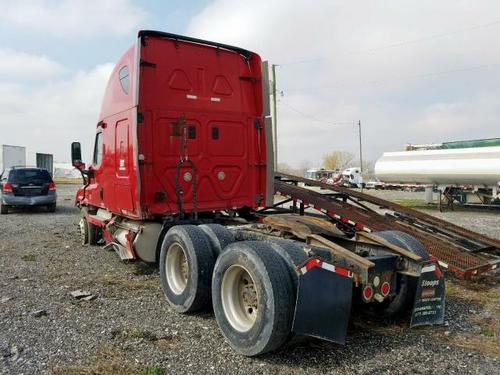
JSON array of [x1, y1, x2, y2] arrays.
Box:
[[1, 185, 498, 374]]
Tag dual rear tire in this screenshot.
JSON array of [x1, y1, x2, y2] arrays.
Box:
[[159, 226, 304, 356]]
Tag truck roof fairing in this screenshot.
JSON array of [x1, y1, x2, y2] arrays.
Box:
[[138, 30, 255, 60]]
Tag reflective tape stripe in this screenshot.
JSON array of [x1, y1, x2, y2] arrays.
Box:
[[299, 258, 353, 278], [322, 262, 335, 273], [421, 265, 436, 273]]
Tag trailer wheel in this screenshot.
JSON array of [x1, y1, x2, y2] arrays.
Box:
[[0, 203, 9, 215], [160, 225, 215, 313], [199, 224, 235, 257], [369, 230, 429, 318], [212, 241, 295, 356]]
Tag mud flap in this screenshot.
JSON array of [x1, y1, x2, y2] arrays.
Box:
[[292, 259, 353, 344], [410, 260, 445, 327]]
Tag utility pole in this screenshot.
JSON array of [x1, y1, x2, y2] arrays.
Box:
[[271, 64, 278, 168], [358, 120, 363, 173]]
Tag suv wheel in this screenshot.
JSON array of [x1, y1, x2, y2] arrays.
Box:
[[0, 203, 8, 214], [47, 203, 56, 213]]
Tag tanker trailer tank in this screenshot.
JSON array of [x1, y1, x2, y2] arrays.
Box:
[[375, 146, 500, 204]]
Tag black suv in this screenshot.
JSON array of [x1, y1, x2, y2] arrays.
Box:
[[0, 167, 57, 214]]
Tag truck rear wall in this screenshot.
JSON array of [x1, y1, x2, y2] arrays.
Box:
[[137, 33, 267, 216]]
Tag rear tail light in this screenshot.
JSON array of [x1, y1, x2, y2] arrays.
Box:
[[49, 182, 56, 191], [3, 183, 13, 193], [362, 285, 374, 301], [381, 282, 391, 297]]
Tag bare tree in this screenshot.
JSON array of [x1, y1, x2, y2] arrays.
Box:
[[322, 151, 355, 170]]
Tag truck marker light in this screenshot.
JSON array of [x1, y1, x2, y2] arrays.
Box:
[[381, 281, 390, 296], [186, 94, 197, 100], [210, 97, 221, 102], [48, 182, 56, 191], [363, 285, 373, 300], [3, 183, 13, 193]]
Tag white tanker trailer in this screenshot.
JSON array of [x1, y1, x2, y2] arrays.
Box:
[[375, 146, 500, 205]]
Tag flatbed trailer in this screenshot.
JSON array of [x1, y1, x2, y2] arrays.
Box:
[[273, 173, 500, 279]]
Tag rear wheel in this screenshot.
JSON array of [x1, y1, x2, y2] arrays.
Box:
[[47, 203, 56, 213], [212, 241, 295, 356], [198, 224, 235, 257], [368, 230, 429, 318], [159, 225, 215, 313], [267, 240, 309, 288], [0, 203, 9, 215]]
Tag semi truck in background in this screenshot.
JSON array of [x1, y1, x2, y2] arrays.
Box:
[[0, 145, 26, 172], [70, 30, 448, 356]]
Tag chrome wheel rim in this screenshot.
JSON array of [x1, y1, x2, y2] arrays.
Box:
[[221, 265, 258, 332], [165, 243, 189, 295]]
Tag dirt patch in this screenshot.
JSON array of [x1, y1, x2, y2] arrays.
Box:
[[50, 345, 143, 375]]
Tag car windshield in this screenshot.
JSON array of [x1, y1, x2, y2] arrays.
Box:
[[9, 169, 51, 184]]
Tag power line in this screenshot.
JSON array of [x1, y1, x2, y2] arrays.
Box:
[[280, 61, 500, 93], [279, 100, 355, 127], [278, 19, 500, 67]]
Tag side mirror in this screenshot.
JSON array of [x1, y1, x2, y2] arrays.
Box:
[[71, 142, 84, 170]]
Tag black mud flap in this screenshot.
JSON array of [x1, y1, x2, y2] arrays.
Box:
[[410, 261, 445, 327], [292, 259, 353, 344]]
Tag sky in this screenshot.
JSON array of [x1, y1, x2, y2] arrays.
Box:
[[0, 1, 499, 168]]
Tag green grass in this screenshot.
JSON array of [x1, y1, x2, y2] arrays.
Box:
[[21, 254, 36, 261], [392, 198, 429, 208], [139, 367, 165, 375], [482, 327, 495, 337], [126, 327, 156, 341]]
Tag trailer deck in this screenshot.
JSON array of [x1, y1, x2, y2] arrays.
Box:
[[273, 173, 500, 279]]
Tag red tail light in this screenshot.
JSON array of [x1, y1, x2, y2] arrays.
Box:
[[381, 282, 391, 297], [362, 285, 374, 301], [3, 183, 13, 193], [49, 182, 56, 191]]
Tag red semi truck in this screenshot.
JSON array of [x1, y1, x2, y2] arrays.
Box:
[[71, 31, 445, 356]]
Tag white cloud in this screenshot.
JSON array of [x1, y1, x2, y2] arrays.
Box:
[[187, 0, 500, 167], [0, 62, 114, 163], [0, 48, 66, 80], [0, 0, 146, 37]]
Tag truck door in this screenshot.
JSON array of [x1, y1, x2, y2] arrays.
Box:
[[113, 119, 134, 213]]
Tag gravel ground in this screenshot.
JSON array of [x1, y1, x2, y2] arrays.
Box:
[[0, 185, 498, 374]]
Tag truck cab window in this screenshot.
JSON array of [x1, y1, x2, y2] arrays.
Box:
[[93, 132, 103, 166], [119, 66, 130, 94]]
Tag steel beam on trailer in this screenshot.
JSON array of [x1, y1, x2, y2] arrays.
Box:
[[273, 173, 500, 279], [276, 172, 500, 250]]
